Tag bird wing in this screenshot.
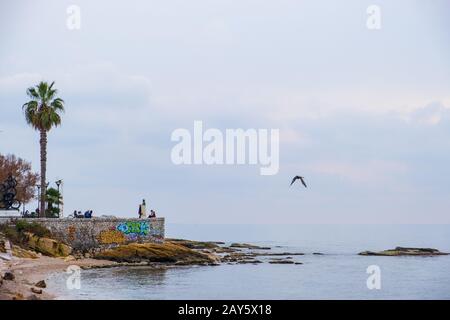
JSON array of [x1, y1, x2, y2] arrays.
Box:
[[290, 176, 299, 186], [300, 177, 307, 188]]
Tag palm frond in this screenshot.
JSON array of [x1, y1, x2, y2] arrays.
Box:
[[37, 81, 49, 101], [50, 98, 65, 112], [26, 87, 40, 100], [22, 81, 65, 132]]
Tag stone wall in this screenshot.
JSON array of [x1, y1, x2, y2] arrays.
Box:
[[0, 217, 165, 252]]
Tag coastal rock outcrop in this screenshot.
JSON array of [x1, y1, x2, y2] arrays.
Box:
[[95, 242, 219, 265], [23, 233, 72, 257], [166, 239, 220, 250], [230, 243, 271, 250], [359, 247, 449, 256], [269, 260, 295, 264], [11, 245, 39, 259]]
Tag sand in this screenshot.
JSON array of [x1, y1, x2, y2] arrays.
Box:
[[0, 255, 121, 300]]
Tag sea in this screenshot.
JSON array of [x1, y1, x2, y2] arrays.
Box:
[[47, 224, 450, 299]]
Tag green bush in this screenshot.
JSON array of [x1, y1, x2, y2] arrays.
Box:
[[15, 220, 51, 238], [0, 224, 22, 245], [0, 220, 52, 246]]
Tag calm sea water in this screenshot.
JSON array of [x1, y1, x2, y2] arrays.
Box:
[[48, 224, 450, 299]]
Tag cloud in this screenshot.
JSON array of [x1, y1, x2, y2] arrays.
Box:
[[0, 73, 43, 95], [307, 160, 409, 185], [404, 101, 450, 126]]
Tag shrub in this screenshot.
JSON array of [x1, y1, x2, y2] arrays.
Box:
[[15, 220, 51, 238], [0, 224, 22, 245], [0, 220, 52, 246]]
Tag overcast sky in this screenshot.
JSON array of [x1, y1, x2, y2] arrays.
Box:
[[1, 0, 449, 224]]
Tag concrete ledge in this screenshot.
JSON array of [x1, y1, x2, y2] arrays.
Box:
[[0, 209, 21, 218]]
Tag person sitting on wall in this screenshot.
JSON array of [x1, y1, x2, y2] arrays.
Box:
[[149, 210, 156, 218], [84, 210, 92, 218]]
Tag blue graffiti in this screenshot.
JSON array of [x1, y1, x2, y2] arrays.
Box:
[[116, 221, 149, 235]]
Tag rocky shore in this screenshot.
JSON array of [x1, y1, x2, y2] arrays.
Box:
[[359, 247, 449, 256], [2, 222, 449, 300], [0, 237, 301, 299]]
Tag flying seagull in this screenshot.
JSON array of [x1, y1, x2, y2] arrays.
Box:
[[290, 176, 307, 188]]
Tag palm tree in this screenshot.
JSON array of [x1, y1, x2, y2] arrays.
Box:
[[23, 81, 64, 217], [45, 187, 63, 218]]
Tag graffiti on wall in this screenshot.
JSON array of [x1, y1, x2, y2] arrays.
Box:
[[116, 221, 149, 235], [95, 221, 162, 244], [116, 221, 150, 240], [98, 229, 126, 244]]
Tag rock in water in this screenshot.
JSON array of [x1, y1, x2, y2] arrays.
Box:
[[95, 242, 219, 265], [359, 247, 449, 256], [166, 239, 220, 249], [35, 280, 47, 288], [229, 243, 271, 250], [269, 260, 295, 264]]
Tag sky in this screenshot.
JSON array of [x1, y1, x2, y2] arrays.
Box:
[[0, 0, 449, 224]]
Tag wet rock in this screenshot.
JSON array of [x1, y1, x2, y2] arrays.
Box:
[[212, 247, 238, 254], [31, 287, 42, 294], [3, 271, 15, 281], [230, 243, 271, 250], [238, 260, 263, 264], [254, 252, 303, 257], [221, 252, 258, 263], [166, 239, 220, 250], [35, 280, 47, 288], [269, 260, 295, 264], [359, 247, 449, 256]]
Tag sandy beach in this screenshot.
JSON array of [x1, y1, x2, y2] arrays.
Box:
[[0, 256, 122, 300]]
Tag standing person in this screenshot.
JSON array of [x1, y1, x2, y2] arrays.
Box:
[[138, 199, 147, 219]]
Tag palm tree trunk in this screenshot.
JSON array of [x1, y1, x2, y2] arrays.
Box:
[[39, 129, 47, 217]]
